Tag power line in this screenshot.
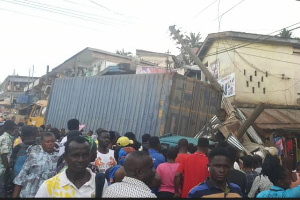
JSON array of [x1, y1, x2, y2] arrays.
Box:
[[88, 0, 125, 17], [235, 51, 300, 66], [0, 0, 132, 26], [202, 22, 300, 58], [212, 0, 246, 22], [192, 0, 218, 19], [0, 7, 107, 32]]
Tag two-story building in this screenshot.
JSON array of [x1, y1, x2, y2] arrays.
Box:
[[197, 31, 300, 156], [0, 75, 39, 105], [197, 31, 300, 106]]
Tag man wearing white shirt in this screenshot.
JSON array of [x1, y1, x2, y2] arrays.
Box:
[[36, 136, 107, 198]]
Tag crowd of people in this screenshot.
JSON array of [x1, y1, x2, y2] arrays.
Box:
[[0, 118, 300, 198]]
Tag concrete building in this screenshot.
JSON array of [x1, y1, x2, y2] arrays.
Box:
[[136, 49, 175, 69], [197, 31, 300, 107], [0, 75, 39, 104]]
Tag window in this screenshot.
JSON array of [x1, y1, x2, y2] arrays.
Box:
[[261, 76, 264, 82], [263, 88, 266, 94], [40, 107, 47, 117], [250, 76, 252, 82], [246, 81, 249, 87], [255, 71, 257, 76], [252, 87, 255, 93], [244, 69, 246, 75], [32, 106, 41, 117], [258, 82, 260, 88], [266, 71, 268, 77]]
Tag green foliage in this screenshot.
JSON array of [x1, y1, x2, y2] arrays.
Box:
[[171, 30, 202, 65], [279, 28, 292, 38]]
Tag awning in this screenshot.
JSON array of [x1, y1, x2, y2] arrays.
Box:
[[0, 100, 11, 105], [239, 108, 300, 131]]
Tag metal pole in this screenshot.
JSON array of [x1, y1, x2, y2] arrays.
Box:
[[237, 103, 265, 140]]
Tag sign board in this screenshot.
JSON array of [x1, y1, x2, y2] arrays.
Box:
[[218, 73, 235, 97], [209, 60, 219, 80]]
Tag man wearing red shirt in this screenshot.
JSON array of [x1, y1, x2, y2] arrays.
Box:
[[174, 138, 209, 198], [175, 139, 189, 164]]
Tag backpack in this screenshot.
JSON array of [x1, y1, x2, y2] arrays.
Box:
[[95, 172, 106, 198], [13, 143, 34, 176]]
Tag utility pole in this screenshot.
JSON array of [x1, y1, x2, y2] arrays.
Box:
[[237, 103, 265, 140], [169, 25, 223, 93], [166, 49, 171, 71]]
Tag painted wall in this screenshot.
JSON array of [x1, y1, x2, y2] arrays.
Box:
[[201, 38, 300, 106]]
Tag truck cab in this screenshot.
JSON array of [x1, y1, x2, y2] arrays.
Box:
[[26, 100, 47, 127]]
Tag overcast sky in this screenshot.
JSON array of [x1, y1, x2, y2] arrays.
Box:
[[1, 0, 300, 83]]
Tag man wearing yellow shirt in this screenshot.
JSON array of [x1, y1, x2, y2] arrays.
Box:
[[35, 136, 108, 197]]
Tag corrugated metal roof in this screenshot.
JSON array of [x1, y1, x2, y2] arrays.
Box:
[[239, 108, 300, 130]]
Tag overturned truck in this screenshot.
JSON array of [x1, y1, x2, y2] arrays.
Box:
[[45, 73, 222, 141]]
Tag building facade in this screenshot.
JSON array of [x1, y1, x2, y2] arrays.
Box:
[[197, 31, 300, 106]]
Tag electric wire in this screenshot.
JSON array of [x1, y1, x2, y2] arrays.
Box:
[[0, 0, 133, 26], [202, 22, 300, 58]]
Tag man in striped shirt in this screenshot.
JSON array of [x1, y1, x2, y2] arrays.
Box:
[[187, 148, 242, 198]]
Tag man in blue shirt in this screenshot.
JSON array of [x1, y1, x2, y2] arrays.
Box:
[[256, 155, 300, 198], [188, 147, 242, 198], [148, 136, 165, 195], [148, 136, 166, 169]]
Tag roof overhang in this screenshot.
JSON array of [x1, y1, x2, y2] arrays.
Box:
[[239, 108, 300, 132], [198, 31, 300, 59]]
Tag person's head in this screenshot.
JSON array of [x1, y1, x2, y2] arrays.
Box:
[[20, 125, 36, 145], [96, 128, 110, 148], [124, 151, 155, 186], [87, 130, 93, 137], [40, 125, 45, 131], [109, 131, 120, 145], [66, 130, 82, 141], [226, 145, 238, 167], [216, 141, 229, 148], [253, 154, 263, 169], [84, 135, 97, 162], [208, 147, 231, 183], [187, 143, 194, 153], [142, 134, 151, 143], [124, 132, 137, 141], [49, 127, 60, 141], [45, 124, 51, 130], [67, 118, 80, 131], [41, 132, 56, 153], [3, 120, 17, 134], [60, 128, 66, 134], [243, 155, 254, 170], [197, 138, 209, 154], [149, 136, 160, 151], [178, 138, 188, 152], [262, 155, 291, 189], [166, 148, 178, 162], [116, 136, 134, 147], [17, 122, 24, 128], [64, 136, 90, 174]]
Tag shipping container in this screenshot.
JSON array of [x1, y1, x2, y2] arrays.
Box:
[[46, 73, 222, 141]]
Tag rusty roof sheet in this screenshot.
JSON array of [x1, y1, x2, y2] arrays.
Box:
[[239, 108, 300, 130]]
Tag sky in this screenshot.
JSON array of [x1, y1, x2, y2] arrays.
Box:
[[0, 0, 300, 83]]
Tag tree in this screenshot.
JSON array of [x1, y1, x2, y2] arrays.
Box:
[[171, 30, 202, 65], [279, 28, 292, 38], [115, 49, 132, 57]]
